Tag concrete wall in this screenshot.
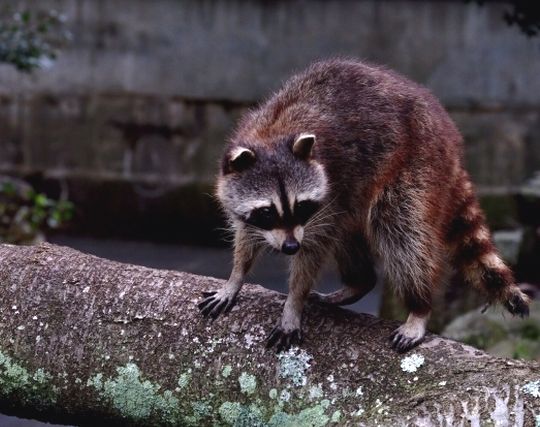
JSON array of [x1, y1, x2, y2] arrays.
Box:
[[1, 0, 539, 240]]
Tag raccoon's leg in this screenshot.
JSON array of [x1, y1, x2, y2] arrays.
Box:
[[266, 248, 324, 352], [370, 184, 444, 353], [198, 226, 260, 319], [383, 235, 441, 352], [310, 233, 377, 306], [390, 292, 432, 353], [384, 238, 441, 353]]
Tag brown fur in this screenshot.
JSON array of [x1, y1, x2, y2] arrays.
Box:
[[205, 58, 530, 353]]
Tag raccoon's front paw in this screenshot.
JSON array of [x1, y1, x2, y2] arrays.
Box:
[[389, 326, 425, 353], [265, 325, 303, 353], [197, 290, 237, 320]]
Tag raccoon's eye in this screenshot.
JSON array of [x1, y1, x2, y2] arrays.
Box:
[[246, 206, 278, 230], [294, 200, 320, 224]]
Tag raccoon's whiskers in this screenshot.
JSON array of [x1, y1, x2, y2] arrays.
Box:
[[305, 199, 343, 227], [215, 226, 236, 244], [243, 227, 268, 247], [305, 212, 341, 232], [302, 218, 341, 251], [304, 229, 340, 244], [302, 235, 338, 253]]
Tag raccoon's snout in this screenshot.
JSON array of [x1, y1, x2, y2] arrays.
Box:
[[281, 237, 300, 255]]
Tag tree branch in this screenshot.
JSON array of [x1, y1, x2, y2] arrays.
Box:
[[0, 243, 538, 426]]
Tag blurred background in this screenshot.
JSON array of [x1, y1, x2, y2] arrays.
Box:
[[1, 1, 539, 425]]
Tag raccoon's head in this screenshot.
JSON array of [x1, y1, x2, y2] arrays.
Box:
[[217, 133, 329, 255]]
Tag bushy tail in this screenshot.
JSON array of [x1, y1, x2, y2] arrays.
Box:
[[447, 172, 530, 317]]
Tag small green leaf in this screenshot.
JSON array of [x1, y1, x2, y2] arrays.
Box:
[[34, 193, 49, 207], [1, 182, 16, 195], [21, 11, 31, 24]]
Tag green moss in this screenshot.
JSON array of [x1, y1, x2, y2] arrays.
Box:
[[277, 348, 312, 387], [268, 404, 330, 427], [308, 384, 324, 400], [219, 401, 243, 424], [522, 380, 540, 398], [331, 410, 341, 423], [178, 369, 192, 389], [84, 361, 343, 426], [88, 363, 179, 424], [238, 372, 257, 395], [87, 373, 103, 388], [192, 401, 211, 417], [183, 401, 213, 426], [0, 351, 31, 394], [213, 364, 337, 427], [217, 400, 333, 427], [222, 365, 232, 378], [239, 404, 266, 426], [0, 350, 57, 406]]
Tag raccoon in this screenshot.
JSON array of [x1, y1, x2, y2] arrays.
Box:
[[198, 59, 530, 353]]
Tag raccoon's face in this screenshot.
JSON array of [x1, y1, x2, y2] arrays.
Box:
[[217, 133, 328, 255]]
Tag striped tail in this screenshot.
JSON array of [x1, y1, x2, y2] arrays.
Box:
[[447, 172, 530, 317]]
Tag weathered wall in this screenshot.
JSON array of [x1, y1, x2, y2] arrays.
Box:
[[1, 0, 539, 240]]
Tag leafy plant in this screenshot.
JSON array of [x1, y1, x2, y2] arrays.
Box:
[[0, 8, 70, 72], [0, 177, 74, 244], [471, 1, 540, 38]]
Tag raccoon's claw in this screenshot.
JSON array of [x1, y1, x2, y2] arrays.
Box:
[[202, 291, 216, 298], [504, 291, 530, 318], [265, 326, 303, 353], [389, 328, 424, 353], [198, 291, 236, 319]]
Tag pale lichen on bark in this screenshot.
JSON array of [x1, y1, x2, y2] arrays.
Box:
[[0, 243, 538, 426]]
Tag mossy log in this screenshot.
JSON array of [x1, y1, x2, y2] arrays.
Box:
[[0, 243, 539, 426]]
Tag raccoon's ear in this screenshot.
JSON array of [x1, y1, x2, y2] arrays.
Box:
[[225, 147, 256, 173], [292, 133, 316, 160]]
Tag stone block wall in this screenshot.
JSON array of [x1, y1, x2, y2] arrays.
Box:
[[1, 0, 539, 241]]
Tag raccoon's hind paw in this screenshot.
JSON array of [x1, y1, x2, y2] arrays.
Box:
[[265, 326, 303, 353], [389, 327, 425, 353], [504, 290, 530, 318], [198, 291, 236, 320]]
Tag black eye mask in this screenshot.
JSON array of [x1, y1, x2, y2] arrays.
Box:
[[244, 200, 320, 230], [245, 205, 280, 230], [294, 200, 320, 225]]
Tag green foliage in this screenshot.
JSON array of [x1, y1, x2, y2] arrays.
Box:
[[461, 320, 508, 350], [520, 323, 540, 341], [503, 2, 540, 37], [0, 8, 70, 72], [0, 177, 74, 244], [512, 340, 537, 360], [472, 1, 540, 38]]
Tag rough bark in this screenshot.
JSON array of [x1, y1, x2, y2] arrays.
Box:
[[0, 243, 538, 427]]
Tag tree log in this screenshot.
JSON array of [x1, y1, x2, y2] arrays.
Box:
[[0, 243, 539, 426]]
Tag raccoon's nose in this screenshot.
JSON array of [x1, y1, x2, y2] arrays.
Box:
[[282, 238, 300, 255]]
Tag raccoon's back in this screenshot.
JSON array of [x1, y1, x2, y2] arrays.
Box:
[[241, 59, 459, 150], [234, 59, 462, 197]]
